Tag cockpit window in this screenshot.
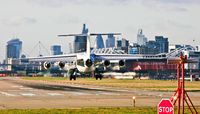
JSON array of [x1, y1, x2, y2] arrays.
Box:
[[77, 59, 84, 67]]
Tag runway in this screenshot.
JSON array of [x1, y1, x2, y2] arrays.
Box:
[[0, 77, 199, 109]]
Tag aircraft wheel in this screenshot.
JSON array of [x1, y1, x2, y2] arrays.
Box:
[[73, 76, 76, 80], [99, 75, 103, 80], [70, 75, 73, 80]]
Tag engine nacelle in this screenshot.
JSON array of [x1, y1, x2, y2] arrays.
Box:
[[58, 61, 65, 69], [104, 60, 110, 67], [119, 60, 125, 66], [85, 59, 93, 67], [43, 62, 51, 70]]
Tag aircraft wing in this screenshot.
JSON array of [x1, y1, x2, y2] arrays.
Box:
[[21, 53, 77, 63], [93, 53, 165, 61]]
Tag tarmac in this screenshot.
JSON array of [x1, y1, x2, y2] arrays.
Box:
[[0, 77, 199, 109]]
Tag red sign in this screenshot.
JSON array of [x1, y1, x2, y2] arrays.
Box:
[[158, 99, 174, 114]]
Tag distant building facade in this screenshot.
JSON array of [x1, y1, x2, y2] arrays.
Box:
[[74, 24, 88, 53], [106, 34, 115, 48], [94, 35, 105, 49], [137, 29, 148, 46], [51, 45, 63, 55], [155, 36, 169, 53], [6, 39, 22, 59], [117, 38, 129, 53]]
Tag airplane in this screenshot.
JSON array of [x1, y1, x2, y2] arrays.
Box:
[[22, 24, 122, 80]]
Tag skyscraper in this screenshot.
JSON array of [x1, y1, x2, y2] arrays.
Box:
[[106, 34, 115, 48], [94, 35, 105, 49], [51, 45, 62, 55], [117, 38, 129, 53], [155, 36, 169, 53], [74, 24, 88, 53], [6, 39, 22, 59], [137, 29, 148, 46]]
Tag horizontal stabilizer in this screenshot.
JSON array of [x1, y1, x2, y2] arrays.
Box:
[[58, 33, 121, 37], [58, 34, 87, 37], [90, 33, 121, 36]]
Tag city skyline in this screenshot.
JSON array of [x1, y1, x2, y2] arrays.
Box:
[[0, 0, 200, 61]]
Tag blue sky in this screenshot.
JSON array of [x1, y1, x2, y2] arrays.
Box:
[[0, 0, 200, 61]]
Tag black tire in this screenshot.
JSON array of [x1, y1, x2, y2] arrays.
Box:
[[95, 75, 98, 80], [99, 75, 103, 80], [73, 75, 76, 80], [70, 75, 73, 80]]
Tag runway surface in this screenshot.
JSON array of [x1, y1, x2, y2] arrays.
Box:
[[0, 77, 199, 109]]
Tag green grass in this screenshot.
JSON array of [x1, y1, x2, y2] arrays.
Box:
[[22, 77, 200, 91], [0, 107, 199, 114]]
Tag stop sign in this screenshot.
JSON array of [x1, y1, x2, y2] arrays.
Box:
[[158, 99, 174, 114]]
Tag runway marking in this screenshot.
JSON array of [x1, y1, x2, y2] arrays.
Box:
[[12, 85, 23, 88], [47, 93, 64, 96], [68, 92, 91, 95], [98, 92, 120, 95], [20, 87, 33, 90], [21, 93, 36, 96], [0, 91, 16, 97]]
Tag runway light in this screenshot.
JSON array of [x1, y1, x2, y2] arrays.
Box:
[[132, 96, 136, 107], [132, 96, 136, 100]]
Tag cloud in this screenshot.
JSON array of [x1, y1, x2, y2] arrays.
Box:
[[26, 0, 133, 7], [156, 0, 200, 4], [2, 17, 37, 26]]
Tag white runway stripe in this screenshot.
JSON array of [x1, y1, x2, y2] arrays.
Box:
[[0, 91, 16, 96], [47, 93, 64, 96], [12, 85, 23, 88], [20, 87, 33, 90], [21, 93, 36, 96]]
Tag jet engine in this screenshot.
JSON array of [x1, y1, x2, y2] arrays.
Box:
[[119, 60, 125, 66], [104, 60, 110, 67], [43, 62, 51, 70], [85, 59, 93, 67], [58, 61, 65, 69]]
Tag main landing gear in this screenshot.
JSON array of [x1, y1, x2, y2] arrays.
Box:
[[95, 74, 103, 80], [69, 68, 78, 81], [70, 75, 76, 80], [95, 68, 103, 80]]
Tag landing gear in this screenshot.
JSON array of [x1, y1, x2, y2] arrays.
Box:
[[70, 75, 76, 80], [95, 74, 102, 80], [95, 68, 103, 80], [69, 68, 78, 81]]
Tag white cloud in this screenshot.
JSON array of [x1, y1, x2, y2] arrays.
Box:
[[2, 17, 37, 26]]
